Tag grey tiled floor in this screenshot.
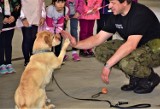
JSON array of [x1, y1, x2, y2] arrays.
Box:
[[0, 0, 160, 109]]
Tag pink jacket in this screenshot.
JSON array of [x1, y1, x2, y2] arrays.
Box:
[[79, 0, 102, 20], [66, 0, 84, 16], [43, 6, 69, 34]]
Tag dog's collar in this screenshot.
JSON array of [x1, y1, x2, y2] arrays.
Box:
[[32, 49, 51, 55]]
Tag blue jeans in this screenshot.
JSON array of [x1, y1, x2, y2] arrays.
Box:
[[70, 15, 78, 51]]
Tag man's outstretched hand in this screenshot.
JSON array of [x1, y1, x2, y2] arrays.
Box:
[[101, 67, 111, 84], [60, 30, 77, 47]]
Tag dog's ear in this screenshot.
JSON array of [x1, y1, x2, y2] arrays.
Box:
[[44, 32, 53, 47], [36, 31, 44, 37]]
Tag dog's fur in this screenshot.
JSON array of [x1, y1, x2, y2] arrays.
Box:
[[14, 31, 70, 109]]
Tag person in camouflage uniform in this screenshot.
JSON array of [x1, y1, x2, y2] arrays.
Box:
[[68, 0, 160, 94]]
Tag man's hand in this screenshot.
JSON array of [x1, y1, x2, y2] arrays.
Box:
[[101, 67, 111, 83], [60, 30, 77, 46], [69, 36, 77, 47]]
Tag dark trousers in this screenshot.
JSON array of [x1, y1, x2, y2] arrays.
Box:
[[79, 19, 95, 52], [0, 29, 14, 65], [79, 19, 95, 41], [21, 25, 38, 62]]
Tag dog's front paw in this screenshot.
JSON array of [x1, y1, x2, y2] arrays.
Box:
[[61, 38, 70, 51], [64, 38, 70, 46]]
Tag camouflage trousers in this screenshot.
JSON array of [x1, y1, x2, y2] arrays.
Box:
[[94, 39, 160, 78]]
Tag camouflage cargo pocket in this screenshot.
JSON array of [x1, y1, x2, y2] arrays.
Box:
[[146, 38, 160, 53]]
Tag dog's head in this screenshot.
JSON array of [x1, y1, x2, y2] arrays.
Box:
[[33, 31, 61, 51]]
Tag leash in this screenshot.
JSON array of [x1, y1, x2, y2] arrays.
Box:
[[52, 74, 151, 108], [2, 26, 17, 32]]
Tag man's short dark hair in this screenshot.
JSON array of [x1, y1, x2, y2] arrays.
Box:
[[109, 0, 132, 4], [119, 0, 132, 3]]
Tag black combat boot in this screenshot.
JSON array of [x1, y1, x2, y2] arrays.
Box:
[[134, 69, 160, 94], [121, 75, 140, 91]]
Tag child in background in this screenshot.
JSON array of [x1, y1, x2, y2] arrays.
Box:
[[97, 0, 112, 39], [0, 0, 21, 74], [0, 2, 3, 32], [79, 0, 102, 57], [45, 0, 69, 58], [66, 0, 83, 61], [20, 0, 46, 66]]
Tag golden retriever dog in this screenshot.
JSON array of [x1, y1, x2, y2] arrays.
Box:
[[14, 31, 70, 109]]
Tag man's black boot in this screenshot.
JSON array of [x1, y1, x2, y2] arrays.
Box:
[[134, 69, 160, 94], [121, 75, 140, 91]]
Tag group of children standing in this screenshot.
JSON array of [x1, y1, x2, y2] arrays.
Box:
[[0, 0, 138, 75], [44, 0, 102, 60]]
